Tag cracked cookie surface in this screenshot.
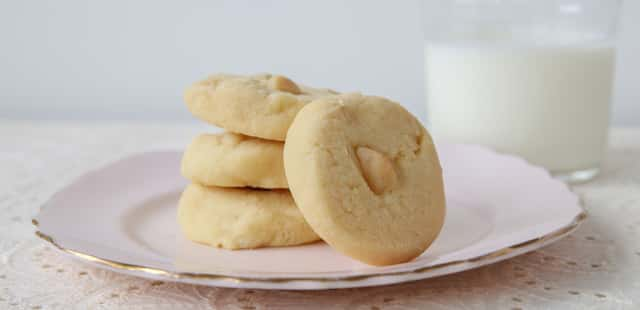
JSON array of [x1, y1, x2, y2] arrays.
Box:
[[184, 74, 337, 141], [283, 93, 445, 265]]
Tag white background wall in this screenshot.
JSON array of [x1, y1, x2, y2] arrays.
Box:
[[1, 0, 638, 125]]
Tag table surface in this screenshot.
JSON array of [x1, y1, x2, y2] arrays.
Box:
[[1, 121, 639, 310]]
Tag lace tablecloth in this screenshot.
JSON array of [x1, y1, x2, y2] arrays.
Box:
[[1, 121, 639, 309]]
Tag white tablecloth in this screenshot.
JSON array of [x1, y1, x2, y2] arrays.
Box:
[[1, 121, 639, 309]]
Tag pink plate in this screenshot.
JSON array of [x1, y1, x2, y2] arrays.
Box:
[[34, 143, 585, 290]]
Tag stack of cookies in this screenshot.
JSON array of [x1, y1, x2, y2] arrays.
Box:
[[178, 74, 336, 249], [179, 73, 447, 266]]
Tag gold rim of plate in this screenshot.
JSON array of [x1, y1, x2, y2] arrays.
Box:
[[31, 211, 587, 284]]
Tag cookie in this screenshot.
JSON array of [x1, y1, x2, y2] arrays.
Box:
[[181, 132, 287, 189], [184, 74, 337, 141], [178, 183, 319, 249], [283, 93, 446, 265]]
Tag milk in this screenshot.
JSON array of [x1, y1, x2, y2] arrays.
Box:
[[424, 43, 615, 172]]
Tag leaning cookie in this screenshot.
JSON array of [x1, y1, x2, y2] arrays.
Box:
[[181, 132, 287, 189], [284, 93, 446, 266], [178, 183, 320, 249], [184, 74, 338, 141]]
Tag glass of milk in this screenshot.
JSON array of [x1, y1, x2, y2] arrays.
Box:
[[422, 0, 621, 183]]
